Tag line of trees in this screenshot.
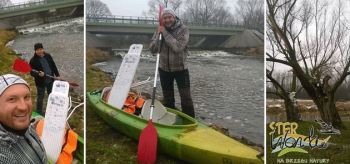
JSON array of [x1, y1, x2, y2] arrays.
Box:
[[86, 0, 111, 17], [143, 0, 264, 31], [181, 0, 234, 26], [86, 0, 264, 48], [267, 71, 350, 101], [0, 0, 12, 8], [86, 0, 264, 31]]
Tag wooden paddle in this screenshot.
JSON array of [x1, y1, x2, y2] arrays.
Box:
[[137, 4, 163, 163], [12, 58, 79, 87]]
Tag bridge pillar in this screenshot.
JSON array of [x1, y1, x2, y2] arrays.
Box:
[[43, 16, 49, 23], [72, 5, 84, 16], [194, 36, 232, 50], [38, 11, 50, 23], [219, 30, 264, 48]]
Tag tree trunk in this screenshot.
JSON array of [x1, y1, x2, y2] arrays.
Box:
[[284, 97, 301, 122], [293, 65, 344, 129], [285, 72, 300, 122], [313, 94, 344, 129]]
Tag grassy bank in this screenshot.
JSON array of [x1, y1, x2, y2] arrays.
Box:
[[0, 30, 37, 97], [86, 46, 185, 163], [0, 30, 29, 79], [0, 30, 84, 136], [266, 121, 350, 164]]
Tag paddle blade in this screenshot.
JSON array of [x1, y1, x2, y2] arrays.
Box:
[[68, 82, 79, 87], [159, 5, 163, 26], [137, 119, 157, 163], [13, 59, 32, 73]]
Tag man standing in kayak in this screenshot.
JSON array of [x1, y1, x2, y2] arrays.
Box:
[[0, 74, 47, 163], [30, 43, 61, 115], [150, 8, 195, 118]]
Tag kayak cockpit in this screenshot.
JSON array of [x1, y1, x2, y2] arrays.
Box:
[[99, 87, 197, 127]]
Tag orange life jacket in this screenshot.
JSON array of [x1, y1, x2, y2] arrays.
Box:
[[36, 119, 78, 164], [123, 92, 145, 114], [103, 90, 145, 114]]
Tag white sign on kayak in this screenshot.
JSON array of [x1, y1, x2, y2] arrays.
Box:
[[52, 80, 69, 95], [108, 44, 143, 109], [41, 81, 69, 163]]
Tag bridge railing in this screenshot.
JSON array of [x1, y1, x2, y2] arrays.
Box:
[[86, 15, 159, 25], [86, 15, 263, 32], [0, 0, 70, 11]]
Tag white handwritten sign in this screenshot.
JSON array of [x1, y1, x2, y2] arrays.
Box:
[[108, 44, 143, 109], [52, 81, 69, 95], [41, 92, 69, 163]]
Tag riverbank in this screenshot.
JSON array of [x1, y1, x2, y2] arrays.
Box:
[[228, 46, 264, 56], [0, 30, 37, 97], [0, 30, 84, 137], [267, 99, 350, 113], [266, 121, 350, 164], [86, 46, 263, 163]]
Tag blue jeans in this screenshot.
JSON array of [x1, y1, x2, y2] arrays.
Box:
[[36, 82, 53, 115]]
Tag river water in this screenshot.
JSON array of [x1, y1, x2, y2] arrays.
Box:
[[96, 52, 264, 145], [7, 17, 84, 94]]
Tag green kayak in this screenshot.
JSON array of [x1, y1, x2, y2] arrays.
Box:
[[87, 91, 264, 164]]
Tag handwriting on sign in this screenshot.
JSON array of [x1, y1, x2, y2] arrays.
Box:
[[115, 54, 139, 87], [53, 82, 68, 94], [108, 44, 142, 109], [45, 94, 67, 136]]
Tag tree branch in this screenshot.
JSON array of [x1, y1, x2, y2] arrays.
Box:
[[266, 69, 288, 98], [331, 60, 350, 93], [266, 57, 292, 67]]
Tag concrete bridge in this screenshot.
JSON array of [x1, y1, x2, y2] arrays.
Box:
[[86, 15, 264, 49], [0, 0, 83, 29]]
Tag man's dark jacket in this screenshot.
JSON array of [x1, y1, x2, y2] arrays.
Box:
[[29, 52, 60, 87]]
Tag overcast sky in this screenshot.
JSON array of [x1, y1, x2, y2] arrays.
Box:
[[10, 0, 238, 16], [11, 0, 28, 4], [102, 0, 238, 16]]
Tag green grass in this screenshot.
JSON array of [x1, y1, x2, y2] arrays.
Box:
[[0, 30, 23, 74], [0, 30, 37, 99], [266, 121, 350, 164]]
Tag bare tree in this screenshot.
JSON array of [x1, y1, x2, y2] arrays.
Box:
[[0, 0, 12, 8], [86, 0, 111, 21], [267, 0, 350, 128], [267, 69, 302, 121], [146, 0, 183, 18], [182, 0, 233, 26], [234, 0, 264, 32]]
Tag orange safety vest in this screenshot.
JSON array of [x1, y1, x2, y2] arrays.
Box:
[[123, 92, 145, 114], [103, 90, 145, 114], [36, 119, 78, 164]]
